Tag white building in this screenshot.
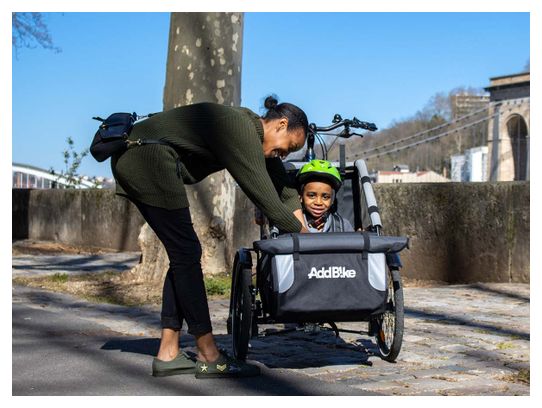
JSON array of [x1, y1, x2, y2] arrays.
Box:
[[450, 146, 489, 182], [376, 170, 450, 183], [12, 162, 104, 189], [451, 154, 466, 182], [466, 146, 489, 182]]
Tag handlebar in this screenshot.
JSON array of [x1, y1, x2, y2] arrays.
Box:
[[309, 114, 377, 136], [302, 113, 377, 161]]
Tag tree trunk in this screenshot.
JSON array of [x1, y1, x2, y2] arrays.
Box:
[[127, 12, 246, 285]]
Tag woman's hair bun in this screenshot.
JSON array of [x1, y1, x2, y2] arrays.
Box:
[[260, 94, 309, 136], [264, 95, 279, 110]]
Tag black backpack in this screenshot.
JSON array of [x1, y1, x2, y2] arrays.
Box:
[[90, 112, 172, 162]]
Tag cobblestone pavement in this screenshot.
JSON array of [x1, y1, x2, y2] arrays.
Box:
[[214, 283, 530, 396], [12, 254, 530, 396]]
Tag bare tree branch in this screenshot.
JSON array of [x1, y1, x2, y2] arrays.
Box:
[[12, 12, 61, 54]]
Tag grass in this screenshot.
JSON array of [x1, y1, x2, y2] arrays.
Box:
[[501, 368, 530, 385], [204, 273, 232, 297], [496, 342, 515, 350], [50, 273, 69, 284], [13, 271, 120, 287], [516, 368, 530, 384], [13, 270, 232, 307]]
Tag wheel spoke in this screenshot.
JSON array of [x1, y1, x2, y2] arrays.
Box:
[[375, 267, 404, 361]]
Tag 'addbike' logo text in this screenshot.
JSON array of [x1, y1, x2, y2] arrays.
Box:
[[307, 266, 357, 279]]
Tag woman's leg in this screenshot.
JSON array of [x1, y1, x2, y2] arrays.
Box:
[[132, 200, 220, 362], [155, 271, 181, 360], [195, 333, 220, 362], [157, 329, 180, 361]]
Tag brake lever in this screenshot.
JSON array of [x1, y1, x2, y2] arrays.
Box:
[[339, 128, 352, 138]]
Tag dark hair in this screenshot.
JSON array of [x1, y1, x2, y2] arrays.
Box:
[[261, 95, 309, 136]]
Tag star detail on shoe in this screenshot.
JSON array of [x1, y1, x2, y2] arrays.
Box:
[[200, 364, 208, 372]]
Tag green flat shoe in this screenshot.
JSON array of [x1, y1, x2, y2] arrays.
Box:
[[195, 352, 261, 379], [152, 351, 196, 377]]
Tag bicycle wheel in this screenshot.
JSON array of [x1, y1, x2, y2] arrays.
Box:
[[231, 266, 253, 361], [373, 268, 404, 362]]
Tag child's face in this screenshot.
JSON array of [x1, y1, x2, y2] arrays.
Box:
[[301, 181, 334, 219]]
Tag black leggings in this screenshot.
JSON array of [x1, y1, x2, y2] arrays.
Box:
[[132, 200, 212, 336]]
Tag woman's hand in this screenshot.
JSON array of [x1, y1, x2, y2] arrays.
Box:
[[293, 209, 309, 233]]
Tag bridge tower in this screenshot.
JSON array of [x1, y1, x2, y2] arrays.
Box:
[[485, 72, 530, 181]]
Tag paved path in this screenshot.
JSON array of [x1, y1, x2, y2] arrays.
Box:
[[12, 252, 141, 277], [12, 253, 530, 395], [13, 287, 373, 396]]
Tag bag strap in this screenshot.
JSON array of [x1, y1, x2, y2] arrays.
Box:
[[92, 112, 158, 124], [361, 231, 370, 260], [126, 138, 172, 148], [136, 112, 158, 120], [292, 233, 300, 261], [126, 138, 181, 179]]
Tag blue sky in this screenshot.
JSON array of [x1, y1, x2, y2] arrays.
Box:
[[12, 12, 530, 178]]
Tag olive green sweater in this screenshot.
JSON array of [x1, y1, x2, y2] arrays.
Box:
[[111, 103, 302, 232]]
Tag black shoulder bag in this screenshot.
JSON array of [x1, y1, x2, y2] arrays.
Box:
[[90, 112, 173, 162]]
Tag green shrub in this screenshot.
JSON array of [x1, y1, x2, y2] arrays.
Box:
[[204, 274, 231, 297], [50, 273, 69, 284]]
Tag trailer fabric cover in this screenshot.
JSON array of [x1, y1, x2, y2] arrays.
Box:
[[254, 232, 408, 254], [255, 233, 408, 322]]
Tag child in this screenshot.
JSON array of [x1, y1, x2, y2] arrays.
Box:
[[296, 160, 354, 233]]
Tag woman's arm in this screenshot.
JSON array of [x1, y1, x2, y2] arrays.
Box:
[[210, 113, 303, 232]]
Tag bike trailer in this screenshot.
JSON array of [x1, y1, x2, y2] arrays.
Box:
[[254, 232, 409, 323]]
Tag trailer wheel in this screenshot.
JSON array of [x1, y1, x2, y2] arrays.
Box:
[[372, 268, 404, 362], [231, 266, 252, 361]]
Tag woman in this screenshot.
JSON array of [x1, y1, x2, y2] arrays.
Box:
[[111, 96, 309, 378]]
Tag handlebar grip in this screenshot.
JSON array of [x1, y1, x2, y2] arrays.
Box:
[[352, 117, 377, 131]]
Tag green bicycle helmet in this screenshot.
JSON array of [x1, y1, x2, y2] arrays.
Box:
[[297, 159, 342, 191]]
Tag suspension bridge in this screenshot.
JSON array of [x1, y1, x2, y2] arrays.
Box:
[[324, 72, 530, 183]]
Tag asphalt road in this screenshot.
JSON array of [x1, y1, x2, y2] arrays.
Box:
[[12, 286, 376, 396]]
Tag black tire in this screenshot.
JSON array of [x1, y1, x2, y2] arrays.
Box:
[[373, 268, 404, 362], [226, 253, 241, 335], [231, 266, 253, 361]]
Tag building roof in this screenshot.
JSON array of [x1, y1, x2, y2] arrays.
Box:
[[377, 170, 432, 176], [485, 72, 530, 89], [12, 162, 101, 189], [12, 162, 52, 174], [489, 71, 530, 81]]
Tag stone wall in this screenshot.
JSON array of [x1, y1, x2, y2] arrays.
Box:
[[12, 182, 529, 283], [374, 182, 529, 283], [12, 189, 145, 251]]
